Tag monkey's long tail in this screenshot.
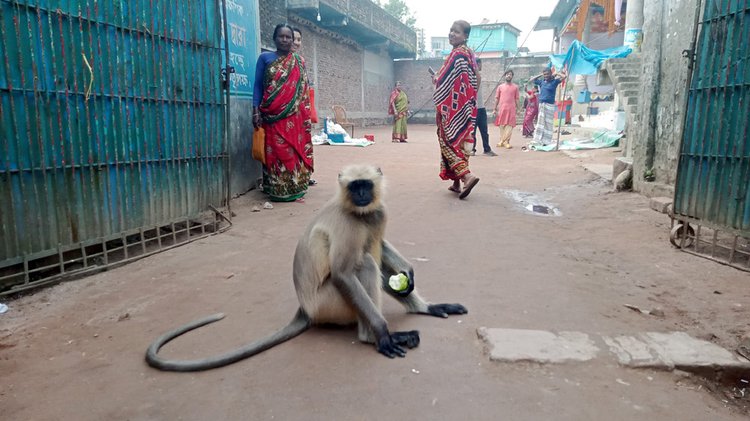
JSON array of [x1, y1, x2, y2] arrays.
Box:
[[145, 308, 311, 372]]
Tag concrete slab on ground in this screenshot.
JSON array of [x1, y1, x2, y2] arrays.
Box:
[[603, 332, 750, 370], [478, 328, 750, 375], [649, 196, 673, 214], [582, 163, 614, 181], [477, 328, 600, 364], [638, 181, 675, 198]]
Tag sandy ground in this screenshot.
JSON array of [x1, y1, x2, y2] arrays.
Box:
[[1, 124, 749, 420]]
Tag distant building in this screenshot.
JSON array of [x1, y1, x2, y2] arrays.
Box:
[[429, 36, 450, 57], [467, 22, 521, 58], [429, 22, 521, 58], [535, 0, 626, 53], [533, 0, 628, 98]]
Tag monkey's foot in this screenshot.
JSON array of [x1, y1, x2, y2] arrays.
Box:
[[391, 330, 420, 349], [428, 303, 468, 318]]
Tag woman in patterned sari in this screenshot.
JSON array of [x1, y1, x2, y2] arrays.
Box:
[[432, 20, 480, 200], [252, 24, 313, 202], [389, 81, 409, 143], [522, 85, 539, 138]]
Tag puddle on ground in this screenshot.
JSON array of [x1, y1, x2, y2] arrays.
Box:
[[501, 190, 562, 217], [528, 204, 553, 214]]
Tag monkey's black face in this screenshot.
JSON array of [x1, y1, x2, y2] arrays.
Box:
[[348, 179, 375, 207]]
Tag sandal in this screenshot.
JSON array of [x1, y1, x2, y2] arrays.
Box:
[[459, 176, 479, 199]]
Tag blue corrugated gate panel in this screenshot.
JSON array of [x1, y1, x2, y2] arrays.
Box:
[[0, 0, 228, 291], [674, 1, 750, 235]]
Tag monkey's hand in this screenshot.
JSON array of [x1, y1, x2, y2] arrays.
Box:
[[391, 330, 420, 349], [376, 335, 407, 358], [427, 303, 468, 318], [376, 330, 420, 358]]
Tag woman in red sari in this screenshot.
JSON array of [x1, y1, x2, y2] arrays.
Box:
[[432, 20, 480, 199], [252, 24, 313, 202], [522, 85, 539, 138]]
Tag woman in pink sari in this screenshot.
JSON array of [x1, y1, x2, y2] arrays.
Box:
[[252, 24, 313, 202], [522, 85, 539, 138], [432, 20, 480, 200]]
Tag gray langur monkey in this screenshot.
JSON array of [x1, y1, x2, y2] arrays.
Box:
[[146, 164, 467, 371]]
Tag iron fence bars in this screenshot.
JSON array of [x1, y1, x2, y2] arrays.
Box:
[[0, 0, 231, 294], [672, 0, 750, 271]]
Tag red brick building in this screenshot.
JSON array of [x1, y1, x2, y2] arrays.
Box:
[[259, 0, 416, 125]]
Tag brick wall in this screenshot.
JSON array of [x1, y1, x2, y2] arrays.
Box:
[[309, 31, 363, 119], [392, 58, 442, 123], [257, 1, 398, 126], [363, 49, 395, 124], [258, 0, 287, 50], [290, 19, 367, 124]]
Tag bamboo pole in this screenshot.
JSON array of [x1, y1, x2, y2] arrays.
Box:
[[554, 72, 572, 151]]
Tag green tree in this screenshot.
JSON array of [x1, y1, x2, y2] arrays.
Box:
[[380, 0, 416, 30]]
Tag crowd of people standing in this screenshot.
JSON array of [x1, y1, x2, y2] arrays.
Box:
[[251, 20, 566, 203]]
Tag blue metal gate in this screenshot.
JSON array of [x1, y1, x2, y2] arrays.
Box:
[[0, 1, 231, 294], [672, 0, 750, 270]]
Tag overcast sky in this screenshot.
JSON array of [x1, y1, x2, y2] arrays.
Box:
[[401, 0, 559, 53]]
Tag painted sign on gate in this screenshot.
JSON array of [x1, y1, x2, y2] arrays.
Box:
[[223, 0, 260, 97]]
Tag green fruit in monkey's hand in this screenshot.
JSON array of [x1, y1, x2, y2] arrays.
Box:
[[388, 273, 409, 292]]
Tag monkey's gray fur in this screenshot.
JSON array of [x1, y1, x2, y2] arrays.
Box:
[[146, 164, 467, 371]]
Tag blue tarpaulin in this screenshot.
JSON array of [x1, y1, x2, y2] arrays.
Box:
[[550, 40, 632, 75]]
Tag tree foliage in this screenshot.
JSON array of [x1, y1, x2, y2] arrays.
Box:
[[376, 0, 416, 30]]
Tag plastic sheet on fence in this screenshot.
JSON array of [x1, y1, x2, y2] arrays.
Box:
[[530, 130, 622, 152], [550, 40, 632, 75]]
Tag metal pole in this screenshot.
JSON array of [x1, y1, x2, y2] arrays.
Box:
[[554, 73, 571, 151], [220, 0, 232, 217], [554, 45, 574, 151]]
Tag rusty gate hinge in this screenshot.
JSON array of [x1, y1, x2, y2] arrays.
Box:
[[682, 44, 696, 69]]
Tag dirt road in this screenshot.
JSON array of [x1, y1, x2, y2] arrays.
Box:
[[2, 125, 748, 420]]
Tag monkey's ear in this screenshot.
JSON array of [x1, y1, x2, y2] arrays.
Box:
[[376, 167, 383, 175], [338, 172, 343, 180]]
